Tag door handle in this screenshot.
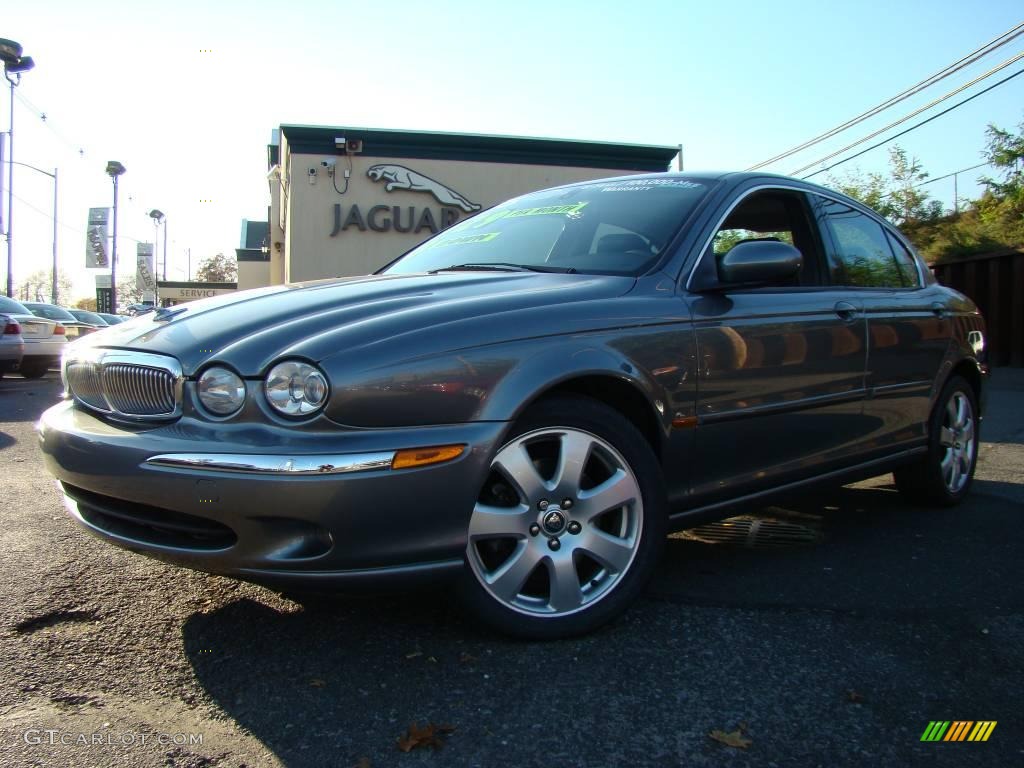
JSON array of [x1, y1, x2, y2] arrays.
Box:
[[834, 301, 858, 323], [930, 302, 948, 319]]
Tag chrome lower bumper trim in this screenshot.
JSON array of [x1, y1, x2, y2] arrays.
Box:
[[145, 451, 395, 475]]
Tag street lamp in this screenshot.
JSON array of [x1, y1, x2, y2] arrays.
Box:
[[0, 37, 35, 298], [148, 208, 166, 279], [105, 160, 126, 314]]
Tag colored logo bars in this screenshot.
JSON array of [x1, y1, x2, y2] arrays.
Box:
[[920, 721, 997, 742]]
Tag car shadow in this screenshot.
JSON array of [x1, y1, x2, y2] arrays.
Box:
[[0, 375, 63, 424], [180, 481, 1023, 766]]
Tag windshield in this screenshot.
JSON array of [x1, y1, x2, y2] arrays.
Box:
[[383, 177, 709, 276], [0, 296, 32, 315], [71, 310, 107, 325], [25, 303, 78, 322]]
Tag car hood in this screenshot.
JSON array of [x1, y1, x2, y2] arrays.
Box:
[[72, 272, 636, 376]]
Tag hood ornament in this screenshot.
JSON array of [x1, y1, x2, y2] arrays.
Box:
[[153, 306, 188, 322]]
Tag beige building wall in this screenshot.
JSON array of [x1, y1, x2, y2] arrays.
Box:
[[280, 151, 649, 283], [237, 260, 270, 291]]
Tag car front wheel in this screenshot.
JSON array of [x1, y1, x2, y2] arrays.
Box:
[[461, 396, 666, 639], [894, 375, 979, 506]]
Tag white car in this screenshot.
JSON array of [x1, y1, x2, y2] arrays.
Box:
[[0, 297, 67, 379], [0, 312, 25, 377]]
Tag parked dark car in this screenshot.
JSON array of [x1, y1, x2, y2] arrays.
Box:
[[67, 308, 110, 328], [38, 172, 987, 638]]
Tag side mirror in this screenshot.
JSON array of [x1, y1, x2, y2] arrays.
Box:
[[717, 240, 802, 286]]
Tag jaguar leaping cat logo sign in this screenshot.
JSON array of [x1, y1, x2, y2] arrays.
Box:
[[367, 165, 481, 213]]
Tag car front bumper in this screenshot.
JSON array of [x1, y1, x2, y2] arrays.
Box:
[[38, 400, 509, 586]]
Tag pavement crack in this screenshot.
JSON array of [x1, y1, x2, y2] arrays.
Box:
[[13, 608, 99, 634]]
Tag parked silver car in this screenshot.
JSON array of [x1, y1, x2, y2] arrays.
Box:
[[0, 313, 25, 377], [0, 297, 67, 379], [22, 302, 97, 342]]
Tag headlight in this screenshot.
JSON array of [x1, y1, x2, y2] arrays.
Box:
[[264, 360, 329, 416], [197, 366, 246, 416]]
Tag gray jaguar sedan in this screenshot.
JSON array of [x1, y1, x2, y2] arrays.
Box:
[[39, 172, 987, 638]]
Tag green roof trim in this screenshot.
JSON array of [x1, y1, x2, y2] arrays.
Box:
[[278, 125, 678, 172]]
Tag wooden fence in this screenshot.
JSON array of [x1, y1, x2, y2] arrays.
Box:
[[931, 249, 1024, 367]]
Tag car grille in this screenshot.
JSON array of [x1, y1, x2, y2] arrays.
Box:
[[65, 351, 182, 420]]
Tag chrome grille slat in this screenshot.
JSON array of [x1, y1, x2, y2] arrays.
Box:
[[65, 351, 182, 421]]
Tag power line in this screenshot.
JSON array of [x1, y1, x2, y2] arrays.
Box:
[[13, 90, 87, 159], [792, 50, 1024, 175], [748, 21, 1024, 170], [802, 67, 1024, 180], [914, 162, 990, 187]]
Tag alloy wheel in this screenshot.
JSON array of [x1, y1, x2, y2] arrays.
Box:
[[466, 427, 643, 617], [939, 390, 975, 494]]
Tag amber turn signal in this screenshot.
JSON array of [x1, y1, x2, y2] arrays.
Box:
[[391, 444, 465, 470]]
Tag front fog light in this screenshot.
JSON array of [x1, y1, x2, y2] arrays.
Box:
[[197, 366, 246, 415], [264, 360, 329, 416]]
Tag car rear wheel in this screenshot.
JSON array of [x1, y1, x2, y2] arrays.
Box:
[[461, 396, 666, 639], [894, 375, 979, 506], [18, 360, 50, 379]]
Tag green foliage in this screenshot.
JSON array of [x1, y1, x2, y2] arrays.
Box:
[[826, 146, 941, 225], [826, 121, 1024, 263], [194, 253, 238, 283], [15, 270, 74, 304]]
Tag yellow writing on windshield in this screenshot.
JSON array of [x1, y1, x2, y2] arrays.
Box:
[[470, 202, 588, 229]]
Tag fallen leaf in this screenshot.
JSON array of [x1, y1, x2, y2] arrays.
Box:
[[309, 679, 326, 688], [709, 727, 752, 750], [405, 651, 423, 660], [396, 722, 456, 752], [846, 690, 865, 703], [427, 656, 438, 663]]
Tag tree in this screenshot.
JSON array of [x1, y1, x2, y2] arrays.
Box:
[[15, 269, 74, 305], [194, 253, 237, 283], [117, 279, 145, 309], [74, 297, 98, 311], [826, 145, 941, 225]]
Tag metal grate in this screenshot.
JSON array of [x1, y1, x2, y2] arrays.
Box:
[[101, 364, 176, 415], [683, 516, 821, 549], [65, 352, 181, 420], [65, 362, 106, 411]]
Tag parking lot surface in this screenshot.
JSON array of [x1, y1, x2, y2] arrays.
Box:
[[1, 371, 1021, 767]]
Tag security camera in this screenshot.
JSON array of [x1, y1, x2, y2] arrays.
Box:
[[321, 159, 337, 168], [308, 167, 317, 175]]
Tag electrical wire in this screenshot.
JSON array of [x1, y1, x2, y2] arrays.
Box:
[[748, 21, 1024, 170], [13, 90, 87, 159], [802, 67, 1024, 180], [793, 50, 1024, 175], [914, 162, 990, 187]]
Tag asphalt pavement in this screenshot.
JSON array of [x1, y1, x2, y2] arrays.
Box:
[[0, 370, 1021, 767]]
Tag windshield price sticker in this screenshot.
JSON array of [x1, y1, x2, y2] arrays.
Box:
[[471, 202, 588, 229], [427, 232, 501, 249], [598, 179, 704, 192]]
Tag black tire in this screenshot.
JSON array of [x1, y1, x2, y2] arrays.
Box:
[[459, 395, 667, 639], [893, 375, 979, 507], [18, 360, 50, 379]]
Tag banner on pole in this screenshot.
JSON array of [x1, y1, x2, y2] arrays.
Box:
[[136, 243, 156, 292], [86, 207, 110, 268]]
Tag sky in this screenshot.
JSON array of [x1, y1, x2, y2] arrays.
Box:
[[3, 0, 1023, 302]]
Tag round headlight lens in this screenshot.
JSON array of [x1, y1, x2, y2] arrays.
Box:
[[264, 360, 329, 416], [197, 366, 246, 416]]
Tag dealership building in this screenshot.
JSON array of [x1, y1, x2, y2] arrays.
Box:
[[243, 125, 680, 288]]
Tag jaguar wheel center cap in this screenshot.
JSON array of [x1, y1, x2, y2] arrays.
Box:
[[541, 509, 567, 535]]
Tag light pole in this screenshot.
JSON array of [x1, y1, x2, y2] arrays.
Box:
[[148, 209, 164, 305], [8, 161, 57, 301], [105, 161, 126, 314], [0, 38, 35, 298]]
